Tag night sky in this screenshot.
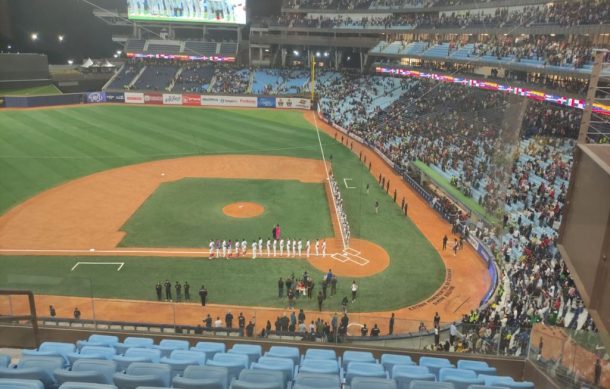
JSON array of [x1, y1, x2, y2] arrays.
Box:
[[0, 0, 277, 64]]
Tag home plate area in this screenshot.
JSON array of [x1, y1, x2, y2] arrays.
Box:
[[331, 247, 370, 266]]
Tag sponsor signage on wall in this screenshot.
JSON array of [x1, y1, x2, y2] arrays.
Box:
[[257, 97, 276, 108], [124, 92, 144, 104], [276, 97, 311, 110], [106, 92, 125, 103], [85, 91, 106, 103], [144, 92, 163, 105], [162, 93, 183, 105], [182, 94, 201, 106], [201, 95, 257, 107]]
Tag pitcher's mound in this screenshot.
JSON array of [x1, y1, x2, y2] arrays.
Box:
[[223, 202, 265, 218]]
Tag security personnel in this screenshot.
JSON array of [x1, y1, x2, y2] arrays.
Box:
[[155, 282, 162, 301], [184, 281, 190, 301], [164, 280, 172, 301], [175, 281, 182, 302], [238, 312, 246, 336], [199, 285, 208, 306]]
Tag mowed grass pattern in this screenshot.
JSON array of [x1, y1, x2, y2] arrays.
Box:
[[119, 178, 334, 247], [0, 105, 445, 311]]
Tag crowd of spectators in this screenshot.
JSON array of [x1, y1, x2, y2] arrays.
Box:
[[172, 63, 214, 93], [210, 67, 251, 94]]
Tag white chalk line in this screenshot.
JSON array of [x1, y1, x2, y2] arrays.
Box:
[[343, 178, 356, 189], [71, 262, 124, 272]]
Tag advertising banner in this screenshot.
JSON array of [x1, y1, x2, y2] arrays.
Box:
[[257, 97, 276, 108], [276, 97, 311, 110], [106, 92, 125, 103], [162, 93, 183, 105], [85, 91, 107, 103], [144, 92, 163, 105], [182, 94, 201, 106], [201, 95, 257, 108], [124, 92, 144, 104]]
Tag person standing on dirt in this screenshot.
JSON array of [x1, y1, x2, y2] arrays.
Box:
[[49, 305, 56, 320], [442, 235, 448, 251], [155, 282, 162, 301], [225, 311, 234, 330], [330, 275, 338, 296], [198, 285, 208, 306], [389, 313, 395, 335], [164, 280, 172, 301], [317, 291, 324, 311]]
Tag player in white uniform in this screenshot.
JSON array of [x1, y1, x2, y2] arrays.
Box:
[[286, 239, 291, 257], [215, 239, 220, 257], [258, 238, 263, 253], [315, 239, 319, 256], [252, 241, 257, 259], [322, 240, 327, 257], [306, 240, 311, 257], [209, 239, 215, 258], [297, 239, 302, 257], [292, 239, 296, 256], [241, 239, 247, 256], [266, 239, 271, 257], [273, 239, 277, 256], [279, 239, 284, 256], [222, 239, 227, 258], [227, 240, 233, 258]]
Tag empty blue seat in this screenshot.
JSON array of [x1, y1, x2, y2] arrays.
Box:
[[393, 365, 435, 389], [0, 356, 64, 388], [419, 357, 454, 379], [112, 362, 170, 389], [172, 365, 229, 389], [54, 358, 117, 385], [68, 346, 117, 365], [78, 335, 119, 349], [456, 361, 496, 376], [408, 381, 455, 388], [345, 362, 386, 384], [231, 369, 284, 389], [115, 338, 154, 355], [113, 348, 161, 372], [208, 353, 249, 380], [478, 375, 515, 387], [351, 376, 397, 389], [0, 378, 44, 389], [439, 368, 483, 389], [0, 355, 10, 368], [59, 383, 117, 389], [153, 339, 190, 358], [493, 382, 534, 389], [298, 359, 340, 375], [466, 386, 511, 389], [294, 372, 340, 389], [265, 346, 300, 366], [228, 344, 262, 365], [303, 349, 336, 361], [23, 342, 76, 364], [160, 349, 206, 377], [342, 351, 376, 370], [256, 356, 295, 380], [191, 342, 226, 359], [381, 354, 415, 373]]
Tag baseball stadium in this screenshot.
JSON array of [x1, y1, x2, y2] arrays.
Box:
[[0, 0, 609, 388]]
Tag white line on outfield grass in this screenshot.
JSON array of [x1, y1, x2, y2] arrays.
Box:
[[0, 248, 210, 255], [71, 262, 125, 271], [312, 113, 347, 250]]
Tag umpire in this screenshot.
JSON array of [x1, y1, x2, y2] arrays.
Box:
[[198, 285, 208, 306]]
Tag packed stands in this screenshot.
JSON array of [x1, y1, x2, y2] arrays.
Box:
[[172, 64, 215, 93], [210, 68, 251, 94]]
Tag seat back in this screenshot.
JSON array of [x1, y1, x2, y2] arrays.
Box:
[[123, 348, 161, 363], [206, 359, 246, 381], [408, 381, 456, 389], [113, 362, 171, 388], [342, 351, 375, 369], [0, 378, 44, 389], [88, 335, 119, 346], [172, 365, 229, 389], [439, 368, 477, 382], [267, 346, 299, 363], [192, 342, 226, 359], [304, 348, 336, 361], [73, 359, 117, 381], [59, 383, 118, 389], [381, 354, 414, 372], [18, 356, 65, 374], [238, 369, 283, 386], [213, 353, 249, 368], [123, 337, 153, 348], [230, 381, 282, 389], [299, 359, 340, 375], [158, 339, 190, 350], [169, 350, 206, 365], [0, 355, 9, 369], [351, 377, 397, 389], [257, 357, 294, 379], [81, 346, 117, 360], [39, 342, 76, 359]]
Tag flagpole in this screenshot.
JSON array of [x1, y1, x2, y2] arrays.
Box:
[[310, 54, 315, 102]]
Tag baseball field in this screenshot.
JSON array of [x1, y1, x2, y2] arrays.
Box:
[[0, 105, 490, 327]]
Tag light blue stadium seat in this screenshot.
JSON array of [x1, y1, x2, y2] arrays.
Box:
[[172, 365, 229, 389], [393, 365, 435, 389], [351, 376, 397, 389], [153, 339, 190, 358], [408, 381, 455, 389], [298, 359, 340, 375], [59, 383, 118, 389], [439, 368, 484, 389], [54, 359, 117, 385], [419, 357, 454, 379], [493, 382, 534, 389], [228, 344, 262, 365], [232, 369, 284, 389], [207, 353, 249, 380], [0, 378, 44, 389], [113, 349, 161, 372], [345, 362, 387, 384], [0, 356, 64, 388], [256, 356, 295, 380], [160, 349, 206, 377], [478, 375, 515, 387], [23, 342, 76, 364], [381, 354, 415, 373], [115, 338, 154, 355], [68, 346, 117, 365], [264, 346, 300, 366], [456, 361, 496, 376], [0, 355, 10, 368], [303, 349, 337, 361], [191, 342, 226, 359], [112, 362, 170, 389], [342, 351, 376, 370], [294, 372, 340, 389], [466, 385, 510, 389], [78, 335, 119, 350], [250, 363, 290, 388], [230, 381, 281, 389]]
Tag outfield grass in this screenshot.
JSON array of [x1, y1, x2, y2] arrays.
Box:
[[0, 84, 62, 96], [120, 178, 334, 247], [0, 106, 445, 311]]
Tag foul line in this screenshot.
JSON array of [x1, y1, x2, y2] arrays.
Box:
[[71, 262, 125, 271], [313, 113, 347, 250], [343, 178, 356, 189], [0, 248, 209, 255]]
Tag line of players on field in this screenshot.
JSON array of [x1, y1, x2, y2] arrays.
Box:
[[329, 174, 350, 244], [209, 238, 328, 259], [128, 0, 241, 21]]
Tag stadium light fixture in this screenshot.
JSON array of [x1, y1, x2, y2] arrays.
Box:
[[116, 50, 122, 55], [324, 52, 329, 57], [113, 54, 118, 58], [31, 33, 39, 41], [293, 50, 299, 56], [316, 51, 321, 58], [7, 45, 11, 50], [58, 35, 64, 43], [67, 59, 74, 65]]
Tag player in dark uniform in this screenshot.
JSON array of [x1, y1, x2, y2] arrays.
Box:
[[164, 280, 172, 301], [199, 285, 208, 306], [184, 281, 190, 300], [155, 282, 162, 301]]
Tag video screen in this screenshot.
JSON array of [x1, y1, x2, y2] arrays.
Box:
[[127, 0, 247, 25]]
